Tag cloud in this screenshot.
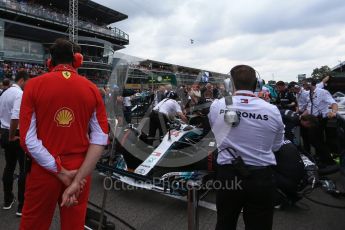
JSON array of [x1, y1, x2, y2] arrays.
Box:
[[94, 0, 345, 82]]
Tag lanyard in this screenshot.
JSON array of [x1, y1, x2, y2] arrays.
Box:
[[157, 98, 170, 112], [309, 91, 314, 115], [234, 93, 256, 97], [52, 64, 76, 73]]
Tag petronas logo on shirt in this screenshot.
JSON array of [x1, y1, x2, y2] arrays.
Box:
[[62, 71, 71, 79], [54, 107, 75, 127]]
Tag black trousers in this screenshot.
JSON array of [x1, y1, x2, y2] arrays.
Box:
[[216, 165, 275, 230], [337, 116, 345, 171], [300, 125, 311, 152], [147, 111, 169, 145], [123, 106, 132, 124], [0, 129, 26, 205], [307, 118, 334, 165]]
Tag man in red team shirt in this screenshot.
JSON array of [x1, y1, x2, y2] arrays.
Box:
[[19, 38, 109, 230]]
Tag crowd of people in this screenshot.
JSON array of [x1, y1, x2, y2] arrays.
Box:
[[0, 62, 46, 80], [118, 77, 333, 118], [268, 76, 340, 170], [0, 39, 344, 230], [0, 61, 111, 86], [118, 74, 344, 184], [80, 71, 110, 86], [112, 82, 225, 127], [131, 76, 342, 164], [128, 63, 200, 77]]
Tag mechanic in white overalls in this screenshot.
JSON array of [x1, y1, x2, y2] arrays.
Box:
[[147, 92, 187, 146]]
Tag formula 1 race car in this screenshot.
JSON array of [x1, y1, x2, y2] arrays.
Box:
[[120, 117, 215, 171], [97, 112, 322, 204], [97, 114, 218, 196]]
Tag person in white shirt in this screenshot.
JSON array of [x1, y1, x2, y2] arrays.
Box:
[[302, 79, 338, 167], [301, 76, 329, 92], [305, 81, 337, 119], [153, 85, 166, 107], [0, 70, 29, 215], [293, 78, 329, 154], [209, 65, 284, 230], [147, 92, 187, 146], [164, 84, 173, 98], [292, 84, 309, 113], [123, 95, 132, 124], [318, 75, 330, 88]]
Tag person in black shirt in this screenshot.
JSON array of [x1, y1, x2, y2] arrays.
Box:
[[201, 83, 214, 100], [279, 109, 319, 145], [275, 81, 296, 111]]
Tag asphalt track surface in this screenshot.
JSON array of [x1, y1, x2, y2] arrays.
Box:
[[0, 148, 345, 230]]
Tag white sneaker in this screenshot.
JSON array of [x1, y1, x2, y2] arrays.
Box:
[[274, 204, 282, 209], [3, 198, 15, 210]]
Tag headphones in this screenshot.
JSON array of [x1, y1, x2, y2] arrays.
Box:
[[46, 40, 83, 71], [225, 65, 260, 94]]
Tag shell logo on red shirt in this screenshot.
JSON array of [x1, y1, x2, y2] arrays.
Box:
[[54, 107, 75, 127]]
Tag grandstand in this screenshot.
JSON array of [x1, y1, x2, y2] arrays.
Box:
[[328, 61, 345, 94], [332, 61, 345, 76], [0, 0, 129, 85], [113, 54, 227, 90]]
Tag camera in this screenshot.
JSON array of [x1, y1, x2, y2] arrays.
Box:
[[224, 109, 240, 127], [224, 96, 240, 127], [225, 147, 250, 178], [232, 156, 251, 178]]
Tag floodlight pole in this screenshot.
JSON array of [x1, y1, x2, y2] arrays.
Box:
[[69, 0, 78, 43]]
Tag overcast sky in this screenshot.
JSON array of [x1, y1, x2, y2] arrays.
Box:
[[94, 0, 345, 82]]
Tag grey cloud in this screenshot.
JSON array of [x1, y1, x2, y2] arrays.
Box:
[[235, 0, 345, 34], [95, 0, 183, 19], [93, 0, 345, 82]]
